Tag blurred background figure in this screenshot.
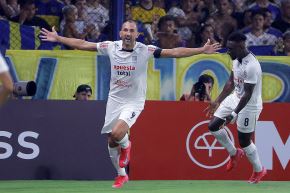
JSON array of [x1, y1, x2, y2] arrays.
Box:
[[73, 84, 92, 101], [211, 0, 237, 46], [10, 0, 51, 30], [275, 30, 290, 56], [155, 15, 185, 48], [244, 10, 278, 47], [180, 74, 214, 102], [35, 0, 64, 31], [61, 5, 93, 49], [131, 0, 166, 43], [194, 23, 220, 47], [0, 0, 20, 19], [272, 0, 290, 33]]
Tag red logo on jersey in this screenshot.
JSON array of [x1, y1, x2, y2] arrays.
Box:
[[99, 42, 109, 48]]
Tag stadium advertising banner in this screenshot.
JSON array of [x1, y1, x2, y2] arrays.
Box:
[[130, 102, 290, 181], [0, 100, 114, 180], [5, 50, 290, 102], [0, 101, 289, 180]]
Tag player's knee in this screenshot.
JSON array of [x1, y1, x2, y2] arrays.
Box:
[[110, 130, 121, 142], [208, 120, 219, 132]]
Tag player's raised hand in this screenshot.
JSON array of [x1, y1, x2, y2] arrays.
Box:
[[202, 39, 221, 54], [204, 101, 219, 117], [40, 26, 58, 42]]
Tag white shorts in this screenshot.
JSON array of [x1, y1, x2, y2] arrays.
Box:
[[0, 53, 9, 74], [214, 94, 261, 133], [101, 99, 143, 134]]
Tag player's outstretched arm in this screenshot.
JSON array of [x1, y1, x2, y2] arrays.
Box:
[[160, 39, 221, 58], [40, 27, 97, 51]]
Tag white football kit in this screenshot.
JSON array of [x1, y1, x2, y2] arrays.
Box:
[[97, 41, 158, 134], [214, 53, 263, 133], [0, 53, 9, 74]]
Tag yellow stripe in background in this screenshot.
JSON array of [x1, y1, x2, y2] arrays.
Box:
[[9, 22, 21, 50]]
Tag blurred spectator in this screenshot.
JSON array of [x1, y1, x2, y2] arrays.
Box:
[[86, 23, 107, 42], [73, 84, 92, 100], [195, 24, 220, 47], [272, 0, 290, 33], [154, 0, 165, 9], [167, 0, 199, 42], [132, 0, 166, 24], [241, 8, 283, 38], [212, 0, 237, 46], [61, 0, 71, 5], [131, 0, 166, 42], [71, 0, 87, 22], [61, 5, 92, 47], [180, 74, 214, 102], [242, 9, 253, 29], [124, 1, 151, 44], [10, 0, 51, 30], [248, 0, 281, 20], [85, 0, 109, 31], [0, 0, 19, 19], [35, 0, 64, 31], [275, 31, 290, 55], [232, 0, 249, 29], [244, 10, 278, 46], [203, 0, 218, 16], [155, 15, 185, 48]]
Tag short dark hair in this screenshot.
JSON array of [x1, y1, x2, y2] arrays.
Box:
[[198, 74, 214, 85], [157, 15, 177, 29], [251, 9, 266, 18], [227, 32, 247, 42], [19, 0, 35, 8]]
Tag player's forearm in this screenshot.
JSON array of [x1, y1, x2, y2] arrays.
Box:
[[162, 47, 205, 58], [175, 47, 206, 57], [56, 36, 87, 50]]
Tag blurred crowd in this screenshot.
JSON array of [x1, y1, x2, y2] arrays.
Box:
[[126, 0, 290, 56], [0, 0, 110, 48], [0, 0, 289, 55]]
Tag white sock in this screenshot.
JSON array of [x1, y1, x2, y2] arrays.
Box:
[[211, 129, 236, 156], [243, 143, 262, 172], [108, 145, 127, 176], [116, 133, 130, 149]]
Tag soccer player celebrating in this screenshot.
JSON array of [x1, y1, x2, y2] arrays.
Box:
[[40, 20, 220, 188], [205, 32, 266, 184]]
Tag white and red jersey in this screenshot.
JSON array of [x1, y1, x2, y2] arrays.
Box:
[[96, 40, 158, 107], [232, 53, 263, 111], [0, 53, 9, 73]]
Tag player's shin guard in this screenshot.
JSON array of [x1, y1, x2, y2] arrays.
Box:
[[211, 129, 236, 156], [243, 143, 262, 172], [108, 145, 126, 176]]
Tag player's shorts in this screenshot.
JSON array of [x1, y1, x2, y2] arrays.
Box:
[[214, 94, 261, 133], [101, 98, 143, 134], [0, 54, 9, 74]]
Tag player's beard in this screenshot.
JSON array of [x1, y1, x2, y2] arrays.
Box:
[[123, 37, 135, 49]]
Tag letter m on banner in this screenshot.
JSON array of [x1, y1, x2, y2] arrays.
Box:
[[256, 121, 290, 170]]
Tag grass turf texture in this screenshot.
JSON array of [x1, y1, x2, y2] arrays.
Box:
[[0, 180, 289, 193]]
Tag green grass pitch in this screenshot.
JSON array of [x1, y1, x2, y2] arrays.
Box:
[[0, 180, 289, 193]]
